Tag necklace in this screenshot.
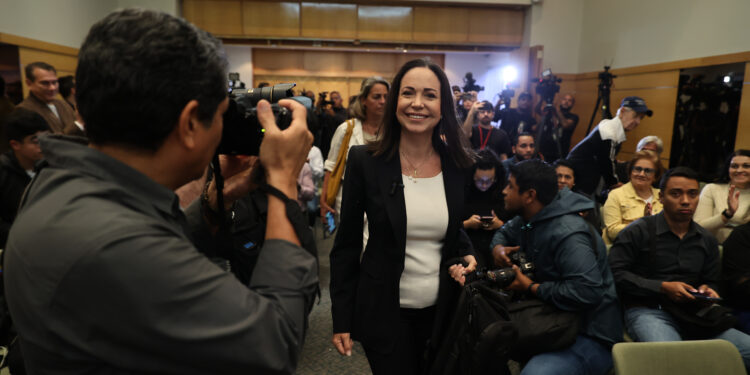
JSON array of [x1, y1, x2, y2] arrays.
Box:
[[400, 148, 434, 183]]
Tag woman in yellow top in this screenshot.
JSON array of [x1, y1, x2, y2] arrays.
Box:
[[602, 150, 663, 244]]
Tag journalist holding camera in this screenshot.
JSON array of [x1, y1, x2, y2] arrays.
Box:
[[489, 159, 622, 375], [4, 9, 318, 374]]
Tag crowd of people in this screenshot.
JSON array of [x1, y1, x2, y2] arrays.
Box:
[[0, 8, 749, 375]]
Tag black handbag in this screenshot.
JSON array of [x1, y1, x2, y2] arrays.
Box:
[[506, 298, 580, 361]]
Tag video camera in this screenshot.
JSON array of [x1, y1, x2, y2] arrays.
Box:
[[497, 86, 516, 110], [464, 251, 536, 289], [219, 83, 312, 156], [531, 69, 562, 107], [317, 91, 333, 107]]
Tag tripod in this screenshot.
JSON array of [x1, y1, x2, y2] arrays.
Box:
[[585, 66, 617, 134]]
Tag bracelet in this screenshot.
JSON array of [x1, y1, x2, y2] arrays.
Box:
[[527, 282, 538, 294], [722, 209, 734, 219]]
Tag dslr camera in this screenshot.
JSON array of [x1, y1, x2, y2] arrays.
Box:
[[219, 83, 312, 156], [464, 251, 536, 289]]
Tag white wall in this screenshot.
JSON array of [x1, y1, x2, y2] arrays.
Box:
[[526, 0, 584, 74], [224, 45, 253, 88], [445, 52, 517, 102], [0, 0, 117, 48], [0, 0, 179, 49], [577, 0, 750, 73]]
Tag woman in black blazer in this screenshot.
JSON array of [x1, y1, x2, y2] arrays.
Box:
[[330, 58, 477, 374]]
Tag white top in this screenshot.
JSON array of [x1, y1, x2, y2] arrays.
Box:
[[47, 103, 60, 119], [399, 172, 448, 308], [307, 145, 324, 181], [695, 183, 750, 243]]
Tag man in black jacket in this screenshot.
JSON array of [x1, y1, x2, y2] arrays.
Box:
[[0, 108, 49, 247], [567, 96, 652, 196]]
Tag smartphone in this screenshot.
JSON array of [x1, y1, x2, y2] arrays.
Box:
[[480, 216, 494, 224], [326, 211, 336, 235], [688, 291, 722, 302]]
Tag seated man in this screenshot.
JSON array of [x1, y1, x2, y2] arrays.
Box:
[[491, 159, 621, 375], [609, 167, 750, 369], [502, 132, 537, 171], [0, 108, 49, 248]]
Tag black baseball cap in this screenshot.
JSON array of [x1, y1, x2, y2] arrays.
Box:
[[621, 96, 653, 117]]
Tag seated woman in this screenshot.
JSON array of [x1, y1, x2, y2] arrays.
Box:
[[695, 149, 750, 243], [602, 150, 663, 244], [462, 148, 508, 268]]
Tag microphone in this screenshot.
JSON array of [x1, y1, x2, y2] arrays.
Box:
[[389, 180, 404, 196]]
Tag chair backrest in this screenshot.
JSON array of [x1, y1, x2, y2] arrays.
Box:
[[612, 339, 745, 375]]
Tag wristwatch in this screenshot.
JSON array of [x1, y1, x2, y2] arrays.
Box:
[[722, 209, 734, 219]]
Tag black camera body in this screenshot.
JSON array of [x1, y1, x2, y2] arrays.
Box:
[[466, 251, 536, 288], [532, 69, 562, 107], [317, 91, 333, 107], [218, 83, 312, 156]]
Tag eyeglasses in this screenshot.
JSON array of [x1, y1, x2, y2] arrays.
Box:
[[730, 163, 750, 169], [633, 166, 655, 176]]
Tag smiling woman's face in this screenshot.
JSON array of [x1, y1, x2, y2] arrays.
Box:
[[396, 67, 441, 136]]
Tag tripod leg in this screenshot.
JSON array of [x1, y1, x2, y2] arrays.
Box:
[[585, 95, 602, 135]]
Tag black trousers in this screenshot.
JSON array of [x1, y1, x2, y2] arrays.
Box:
[[364, 305, 436, 375]]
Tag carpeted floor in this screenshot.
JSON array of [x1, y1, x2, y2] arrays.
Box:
[[295, 223, 372, 374]]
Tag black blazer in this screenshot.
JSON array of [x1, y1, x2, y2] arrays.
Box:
[[330, 145, 474, 355]]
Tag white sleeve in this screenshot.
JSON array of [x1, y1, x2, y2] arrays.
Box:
[[307, 146, 325, 179], [324, 122, 349, 172]]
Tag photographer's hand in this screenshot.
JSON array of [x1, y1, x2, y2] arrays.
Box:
[[506, 265, 535, 294], [257, 99, 313, 245], [492, 245, 520, 267], [660, 281, 697, 302]]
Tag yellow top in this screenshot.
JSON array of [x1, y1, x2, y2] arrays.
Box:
[[602, 182, 663, 244]]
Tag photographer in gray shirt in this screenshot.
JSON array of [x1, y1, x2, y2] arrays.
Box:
[[4, 9, 317, 374]]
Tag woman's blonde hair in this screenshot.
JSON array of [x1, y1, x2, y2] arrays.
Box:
[[348, 76, 390, 121]]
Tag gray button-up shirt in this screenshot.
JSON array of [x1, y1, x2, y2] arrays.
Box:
[[5, 135, 318, 374]]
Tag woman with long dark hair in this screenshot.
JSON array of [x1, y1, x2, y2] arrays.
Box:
[[329, 58, 476, 374]]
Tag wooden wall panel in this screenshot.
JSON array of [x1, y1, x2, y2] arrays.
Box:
[[612, 86, 679, 160], [357, 6, 413, 42], [242, 1, 300, 37], [183, 0, 243, 36], [303, 51, 349, 72], [300, 2, 357, 39], [351, 53, 396, 77], [394, 53, 444, 70], [413, 7, 468, 43], [611, 71, 679, 91], [467, 8, 524, 45], [736, 62, 750, 150], [253, 49, 305, 76]]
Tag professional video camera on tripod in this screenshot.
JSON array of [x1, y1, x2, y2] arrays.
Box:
[[531, 69, 563, 161]]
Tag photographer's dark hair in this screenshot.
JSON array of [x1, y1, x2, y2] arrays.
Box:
[[719, 149, 750, 183], [24, 62, 56, 82], [509, 159, 557, 205], [5, 108, 50, 142], [76, 9, 228, 152], [553, 158, 574, 172], [659, 166, 700, 191], [513, 132, 535, 146], [370, 58, 474, 168], [472, 148, 506, 192], [58, 75, 75, 98]]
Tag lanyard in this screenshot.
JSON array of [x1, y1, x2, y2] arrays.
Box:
[[478, 126, 492, 150]]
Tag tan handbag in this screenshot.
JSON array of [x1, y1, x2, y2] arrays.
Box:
[[326, 119, 355, 207]]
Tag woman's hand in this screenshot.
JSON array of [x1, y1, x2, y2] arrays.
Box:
[[449, 255, 477, 286], [487, 214, 504, 230], [463, 215, 483, 230], [332, 333, 353, 356], [320, 198, 336, 223], [727, 184, 740, 218]]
